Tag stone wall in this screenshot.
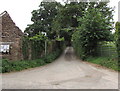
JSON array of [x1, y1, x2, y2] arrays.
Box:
[[0, 11, 23, 61]]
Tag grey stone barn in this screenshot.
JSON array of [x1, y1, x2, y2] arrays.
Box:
[[0, 11, 23, 61]]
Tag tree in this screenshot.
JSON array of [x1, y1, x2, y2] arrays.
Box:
[[24, 1, 62, 38], [51, 1, 88, 45], [56, 2, 88, 28], [72, 7, 114, 59], [52, 1, 113, 46], [24, 1, 114, 50]]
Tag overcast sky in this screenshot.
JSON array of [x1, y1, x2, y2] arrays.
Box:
[[0, 0, 119, 31]]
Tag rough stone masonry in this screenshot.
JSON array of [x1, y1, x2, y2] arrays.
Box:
[[0, 11, 23, 61]]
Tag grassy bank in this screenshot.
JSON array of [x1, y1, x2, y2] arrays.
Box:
[[86, 57, 119, 71], [1, 49, 62, 73]]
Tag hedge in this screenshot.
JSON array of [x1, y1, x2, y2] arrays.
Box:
[[115, 22, 120, 67], [1, 49, 62, 73]]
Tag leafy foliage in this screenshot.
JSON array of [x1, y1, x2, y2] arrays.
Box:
[[25, 1, 89, 45], [1, 49, 62, 73], [22, 34, 45, 60], [22, 36, 30, 60], [115, 22, 120, 66], [23, 1, 114, 61], [51, 2, 88, 45], [25, 1, 62, 38], [54, 2, 88, 28], [29, 33, 47, 41], [72, 7, 114, 59]]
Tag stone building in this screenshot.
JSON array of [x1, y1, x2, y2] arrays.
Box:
[[0, 11, 23, 61]]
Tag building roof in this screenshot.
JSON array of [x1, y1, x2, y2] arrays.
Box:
[[0, 11, 7, 17], [0, 11, 24, 36]]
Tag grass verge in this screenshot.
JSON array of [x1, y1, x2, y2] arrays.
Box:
[[1, 49, 62, 73], [86, 57, 119, 71]]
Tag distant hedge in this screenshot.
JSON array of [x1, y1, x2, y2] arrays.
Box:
[[115, 22, 120, 66]]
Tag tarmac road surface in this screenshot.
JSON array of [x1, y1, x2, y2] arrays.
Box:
[[2, 47, 118, 89]]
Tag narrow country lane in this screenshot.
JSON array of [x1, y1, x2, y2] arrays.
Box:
[[2, 47, 118, 89]]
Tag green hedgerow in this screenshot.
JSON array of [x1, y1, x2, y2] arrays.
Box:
[[1, 49, 62, 73]]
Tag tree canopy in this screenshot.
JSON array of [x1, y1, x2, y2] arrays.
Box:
[[24, 1, 114, 59]]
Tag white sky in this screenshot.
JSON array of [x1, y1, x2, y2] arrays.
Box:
[[0, 0, 119, 31]]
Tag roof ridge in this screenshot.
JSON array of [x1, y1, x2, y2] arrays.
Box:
[[0, 11, 7, 17]]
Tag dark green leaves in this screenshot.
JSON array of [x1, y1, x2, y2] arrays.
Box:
[[115, 22, 120, 65], [72, 6, 114, 59]]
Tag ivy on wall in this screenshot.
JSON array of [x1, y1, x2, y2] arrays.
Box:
[[22, 33, 64, 60], [22, 33, 46, 60], [22, 36, 29, 60]]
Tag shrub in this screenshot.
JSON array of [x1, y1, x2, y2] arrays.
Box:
[[72, 31, 87, 59], [1, 49, 62, 73], [1, 59, 13, 73], [115, 22, 120, 67], [72, 8, 113, 60]]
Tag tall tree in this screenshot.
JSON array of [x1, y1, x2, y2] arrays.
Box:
[[51, 1, 88, 44], [25, 1, 62, 38], [72, 6, 114, 59], [56, 2, 88, 28], [24, 1, 114, 47]]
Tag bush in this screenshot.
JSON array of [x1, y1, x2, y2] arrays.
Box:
[[72, 8, 113, 60], [115, 22, 120, 66], [1, 59, 13, 73], [1, 49, 62, 73], [72, 31, 87, 59]]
